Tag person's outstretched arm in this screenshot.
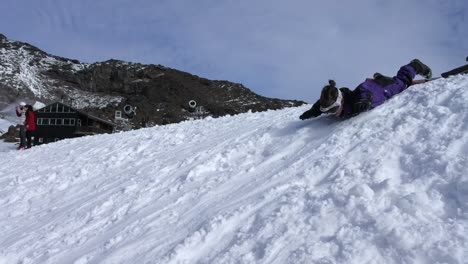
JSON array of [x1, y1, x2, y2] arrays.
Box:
[[300, 100, 322, 120], [16, 106, 22, 117]]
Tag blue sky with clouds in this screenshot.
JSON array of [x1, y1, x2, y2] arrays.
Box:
[[1, 0, 467, 102]]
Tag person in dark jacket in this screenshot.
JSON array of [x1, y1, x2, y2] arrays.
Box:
[[300, 59, 432, 120], [24, 105, 36, 148], [15, 102, 27, 149]]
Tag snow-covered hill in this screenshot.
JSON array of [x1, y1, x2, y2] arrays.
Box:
[[0, 75, 467, 264], [0, 34, 123, 110]]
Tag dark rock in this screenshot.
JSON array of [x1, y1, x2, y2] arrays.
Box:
[[0, 125, 19, 142]]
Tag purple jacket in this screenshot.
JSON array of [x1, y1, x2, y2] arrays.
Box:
[[299, 64, 417, 120], [339, 64, 417, 118]]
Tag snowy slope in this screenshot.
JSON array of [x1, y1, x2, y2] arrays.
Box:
[[0, 75, 467, 264], [0, 119, 12, 135]]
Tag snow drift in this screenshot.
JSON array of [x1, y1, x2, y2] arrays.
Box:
[[0, 75, 467, 264]]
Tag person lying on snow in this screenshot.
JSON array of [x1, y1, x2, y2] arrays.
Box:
[[299, 59, 432, 120]]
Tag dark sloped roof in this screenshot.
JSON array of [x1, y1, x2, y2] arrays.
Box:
[[35, 102, 116, 127]]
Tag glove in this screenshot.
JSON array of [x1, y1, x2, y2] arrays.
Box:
[[300, 101, 321, 120], [410, 59, 432, 80], [353, 99, 371, 113]]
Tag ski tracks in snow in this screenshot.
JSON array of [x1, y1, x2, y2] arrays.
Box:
[[0, 75, 467, 263]]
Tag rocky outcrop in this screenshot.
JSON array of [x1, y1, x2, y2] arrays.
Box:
[[0, 34, 305, 128], [0, 125, 18, 142]]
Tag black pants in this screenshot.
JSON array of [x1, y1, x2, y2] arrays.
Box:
[[19, 125, 26, 147], [26, 130, 34, 148]]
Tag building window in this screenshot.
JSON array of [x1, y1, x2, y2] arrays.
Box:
[[77, 119, 81, 126], [115, 111, 122, 119], [50, 119, 56, 125], [61, 118, 75, 126], [56, 119, 63, 125]]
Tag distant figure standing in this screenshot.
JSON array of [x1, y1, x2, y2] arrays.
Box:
[[15, 102, 27, 150], [24, 105, 36, 149]]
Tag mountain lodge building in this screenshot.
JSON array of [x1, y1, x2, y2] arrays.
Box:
[[34, 102, 115, 144]]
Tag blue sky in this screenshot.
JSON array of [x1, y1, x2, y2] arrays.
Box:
[[1, 0, 467, 102]]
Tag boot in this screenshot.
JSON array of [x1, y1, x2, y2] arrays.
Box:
[[410, 59, 432, 80]]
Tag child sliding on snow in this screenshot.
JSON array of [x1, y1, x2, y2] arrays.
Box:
[[300, 59, 432, 120]]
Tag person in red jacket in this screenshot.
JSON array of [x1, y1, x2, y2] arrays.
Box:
[[24, 105, 36, 149]]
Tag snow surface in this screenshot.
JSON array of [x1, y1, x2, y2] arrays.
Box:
[[0, 119, 12, 136], [0, 75, 467, 264]]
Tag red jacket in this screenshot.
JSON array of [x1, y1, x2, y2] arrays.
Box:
[[24, 110, 36, 131]]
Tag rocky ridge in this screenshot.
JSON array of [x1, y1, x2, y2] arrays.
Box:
[[0, 33, 304, 128]]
